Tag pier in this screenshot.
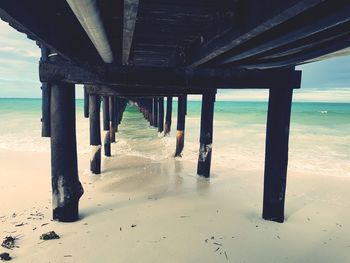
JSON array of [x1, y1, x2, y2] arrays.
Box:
[[1, 0, 350, 224]]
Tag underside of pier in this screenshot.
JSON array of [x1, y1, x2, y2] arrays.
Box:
[[1, 0, 349, 223]]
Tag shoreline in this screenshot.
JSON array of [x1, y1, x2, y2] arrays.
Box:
[[1, 149, 350, 262]]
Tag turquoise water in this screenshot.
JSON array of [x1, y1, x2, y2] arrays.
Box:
[[0, 98, 349, 176]]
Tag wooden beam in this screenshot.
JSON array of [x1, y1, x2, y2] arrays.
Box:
[[40, 61, 302, 90], [242, 29, 350, 69], [212, 3, 350, 66], [186, 0, 326, 68], [263, 88, 293, 223], [123, 0, 139, 65]]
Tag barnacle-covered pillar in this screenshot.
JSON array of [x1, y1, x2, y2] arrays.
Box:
[[50, 81, 83, 222], [89, 94, 102, 174], [197, 90, 216, 178], [175, 95, 187, 157]]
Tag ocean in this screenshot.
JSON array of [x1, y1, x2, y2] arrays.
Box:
[[0, 98, 349, 177]]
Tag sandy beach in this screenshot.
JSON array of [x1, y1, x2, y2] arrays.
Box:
[[1, 146, 350, 263]]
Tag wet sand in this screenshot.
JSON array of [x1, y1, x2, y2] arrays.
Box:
[[1, 149, 350, 262]]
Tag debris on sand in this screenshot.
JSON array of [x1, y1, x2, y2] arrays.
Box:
[[131, 224, 136, 228], [1, 236, 19, 250], [0, 252, 11, 261], [40, 231, 60, 240]]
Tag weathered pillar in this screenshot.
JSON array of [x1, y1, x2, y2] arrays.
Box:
[[175, 95, 187, 157], [197, 90, 216, 178], [262, 88, 293, 223], [158, 97, 164, 133], [50, 82, 83, 222], [89, 94, 101, 174], [115, 97, 119, 133], [150, 99, 154, 126], [102, 96, 111, 156], [40, 45, 50, 137], [83, 86, 89, 118], [152, 97, 158, 128], [41, 83, 51, 137], [164, 96, 172, 136], [109, 96, 116, 143]]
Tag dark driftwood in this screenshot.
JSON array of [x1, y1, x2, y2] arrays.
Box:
[[197, 91, 216, 178], [158, 97, 164, 133], [263, 88, 293, 223], [175, 95, 187, 157], [50, 82, 83, 222], [89, 94, 101, 174], [164, 96, 172, 136], [102, 96, 111, 156]]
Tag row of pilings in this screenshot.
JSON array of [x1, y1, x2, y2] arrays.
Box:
[[84, 92, 127, 174], [40, 45, 294, 224]]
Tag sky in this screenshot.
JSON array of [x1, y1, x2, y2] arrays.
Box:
[[0, 21, 350, 102]]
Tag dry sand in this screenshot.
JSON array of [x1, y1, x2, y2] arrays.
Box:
[[1, 149, 350, 262]]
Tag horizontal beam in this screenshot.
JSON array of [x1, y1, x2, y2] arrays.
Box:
[[186, 0, 326, 68], [123, 0, 139, 65], [85, 85, 204, 97], [39, 61, 301, 91], [212, 2, 350, 66]]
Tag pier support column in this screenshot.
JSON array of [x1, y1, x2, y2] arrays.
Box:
[[50, 82, 83, 222], [41, 83, 51, 137], [197, 91, 216, 178], [175, 95, 187, 157], [263, 88, 293, 223], [158, 97, 164, 133], [40, 45, 50, 137], [164, 96, 172, 136], [103, 96, 111, 156], [83, 86, 89, 118], [89, 94, 101, 174], [152, 97, 158, 128], [109, 96, 116, 143]]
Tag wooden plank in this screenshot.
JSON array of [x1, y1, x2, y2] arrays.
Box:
[[186, 0, 326, 68], [123, 0, 140, 65]]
